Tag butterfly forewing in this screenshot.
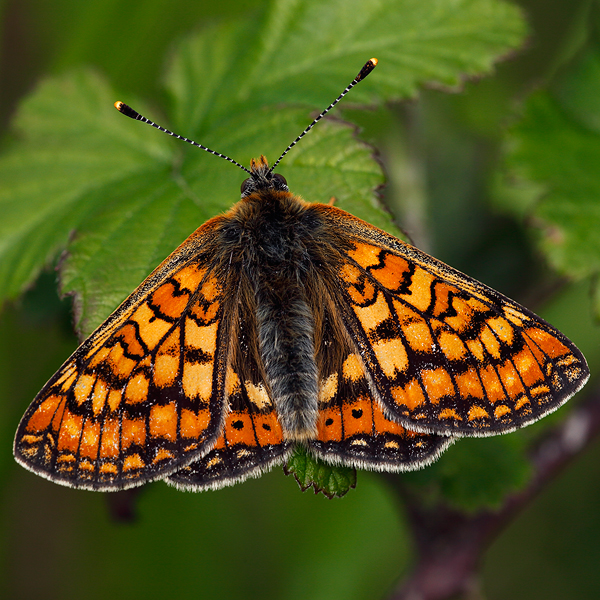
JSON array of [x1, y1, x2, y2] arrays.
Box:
[[317, 205, 589, 437], [14, 220, 233, 490]]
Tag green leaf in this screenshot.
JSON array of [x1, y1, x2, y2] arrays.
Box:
[[285, 446, 357, 498], [164, 0, 527, 121], [0, 0, 526, 335], [495, 42, 600, 293]]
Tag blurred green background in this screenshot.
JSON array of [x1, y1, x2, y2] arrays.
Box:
[[1, 0, 600, 598]]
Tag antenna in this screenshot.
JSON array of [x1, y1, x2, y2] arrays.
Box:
[[114, 101, 251, 174], [269, 58, 378, 172], [114, 58, 378, 176]]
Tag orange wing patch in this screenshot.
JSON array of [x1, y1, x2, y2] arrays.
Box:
[[14, 250, 230, 490], [333, 232, 589, 437], [168, 364, 291, 491], [309, 351, 452, 471]]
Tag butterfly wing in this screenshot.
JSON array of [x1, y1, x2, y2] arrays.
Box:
[[312, 204, 589, 437], [307, 294, 453, 471], [168, 299, 292, 491], [14, 217, 235, 490], [167, 368, 292, 491]]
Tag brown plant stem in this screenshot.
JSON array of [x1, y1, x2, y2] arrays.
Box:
[[388, 385, 600, 600]]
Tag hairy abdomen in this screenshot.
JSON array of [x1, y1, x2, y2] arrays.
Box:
[[255, 282, 318, 439]]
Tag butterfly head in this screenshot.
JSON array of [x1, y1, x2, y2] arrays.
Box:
[[240, 155, 289, 199]]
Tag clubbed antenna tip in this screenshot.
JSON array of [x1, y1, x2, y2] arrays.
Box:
[[269, 58, 379, 172]]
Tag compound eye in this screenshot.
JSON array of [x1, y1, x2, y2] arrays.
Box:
[[241, 178, 253, 196], [272, 173, 288, 189]]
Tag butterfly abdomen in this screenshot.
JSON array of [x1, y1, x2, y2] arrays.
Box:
[[256, 291, 318, 439]]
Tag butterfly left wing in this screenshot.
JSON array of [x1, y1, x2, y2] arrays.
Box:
[[168, 301, 293, 491], [14, 218, 233, 490], [311, 204, 589, 438]]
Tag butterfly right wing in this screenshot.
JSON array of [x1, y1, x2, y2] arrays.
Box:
[[14, 217, 233, 490], [313, 204, 589, 438], [305, 283, 452, 471]]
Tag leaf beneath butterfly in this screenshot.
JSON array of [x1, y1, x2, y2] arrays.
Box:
[[0, 0, 527, 337], [284, 446, 357, 499]]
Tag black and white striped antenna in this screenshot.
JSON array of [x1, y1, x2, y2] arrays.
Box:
[[114, 58, 378, 177], [269, 58, 377, 172], [114, 101, 252, 174]]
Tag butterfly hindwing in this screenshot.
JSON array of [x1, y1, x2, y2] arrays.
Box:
[[296, 289, 452, 471], [168, 300, 293, 491], [167, 364, 292, 490], [311, 350, 453, 471], [313, 204, 589, 437], [14, 219, 233, 490]]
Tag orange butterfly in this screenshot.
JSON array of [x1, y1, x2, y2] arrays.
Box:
[[14, 59, 589, 492]]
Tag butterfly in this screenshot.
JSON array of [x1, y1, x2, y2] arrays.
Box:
[[14, 58, 589, 493]]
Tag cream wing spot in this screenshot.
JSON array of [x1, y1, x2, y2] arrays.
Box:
[[107, 343, 137, 379], [372, 339, 408, 378], [107, 389, 122, 412], [173, 264, 207, 293], [73, 374, 95, 406], [342, 354, 363, 382], [352, 291, 391, 333], [183, 362, 213, 400], [91, 378, 109, 416], [125, 372, 150, 404], [131, 303, 171, 350], [225, 367, 241, 396], [319, 374, 338, 405], [421, 368, 454, 404], [185, 319, 218, 355], [466, 338, 485, 362], [154, 352, 180, 388], [245, 381, 272, 410], [154, 329, 181, 388], [401, 268, 434, 312], [438, 330, 467, 361], [402, 319, 434, 353], [199, 274, 221, 303], [487, 316, 514, 344], [180, 408, 210, 439]]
